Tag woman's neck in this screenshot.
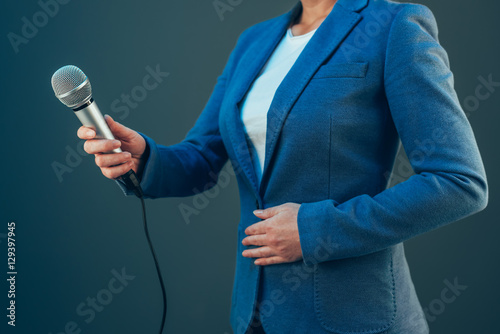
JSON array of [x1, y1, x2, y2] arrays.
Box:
[[291, 0, 337, 36]]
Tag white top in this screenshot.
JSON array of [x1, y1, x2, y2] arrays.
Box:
[[240, 27, 317, 182]]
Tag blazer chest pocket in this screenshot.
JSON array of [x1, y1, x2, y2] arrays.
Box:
[[313, 61, 368, 79], [314, 247, 396, 333]]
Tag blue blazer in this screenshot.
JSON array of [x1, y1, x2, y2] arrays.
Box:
[[128, 0, 488, 333]]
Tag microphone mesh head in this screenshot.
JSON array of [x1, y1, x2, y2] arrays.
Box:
[[51, 65, 92, 108]]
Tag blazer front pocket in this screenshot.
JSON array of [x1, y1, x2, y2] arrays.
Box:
[[314, 247, 396, 334], [313, 62, 368, 79]]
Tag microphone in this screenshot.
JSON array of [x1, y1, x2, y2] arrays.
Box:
[[52, 67, 167, 332], [51, 65, 143, 197]]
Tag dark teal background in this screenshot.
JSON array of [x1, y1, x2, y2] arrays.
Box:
[[1, 1, 498, 333]]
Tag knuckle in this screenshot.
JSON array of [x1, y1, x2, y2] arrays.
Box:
[[277, 245, 286, 254], [265, 224, 274, 234], [95, 155, 103, 166], [121, 162, 131, 173], [117, 164, 125, 174], [102, 140, 111, 151], [268, 235, 278, 245], [97, 140, 113, 153], [118, 153, 128, 163]]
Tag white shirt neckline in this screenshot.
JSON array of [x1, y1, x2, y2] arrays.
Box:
[[240, 26, 317, 182], [287, 27, 318, 40]]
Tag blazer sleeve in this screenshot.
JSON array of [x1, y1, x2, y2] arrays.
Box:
[[117, 32, 246, 199], [296, 4, 488, 265]]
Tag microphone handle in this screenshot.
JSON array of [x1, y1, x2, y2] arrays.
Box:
[[73, 99, 143, 197], [74, 100, 122, 154]]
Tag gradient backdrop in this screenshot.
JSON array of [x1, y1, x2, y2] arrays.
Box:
[[1, 0, 499, 333]]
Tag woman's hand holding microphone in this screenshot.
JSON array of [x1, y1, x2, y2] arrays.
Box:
[[77, 114, 147, 180]]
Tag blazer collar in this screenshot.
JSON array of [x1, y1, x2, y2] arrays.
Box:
[[287, 0, 369, 18], [338, 0, 369, 12], [224, 1, 366, 197]]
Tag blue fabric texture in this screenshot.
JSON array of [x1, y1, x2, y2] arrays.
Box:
[[118, 0, 488, 333]]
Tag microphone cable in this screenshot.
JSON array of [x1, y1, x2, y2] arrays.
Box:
[[50, 64, 166, 333], [122, 170, 167, 334]]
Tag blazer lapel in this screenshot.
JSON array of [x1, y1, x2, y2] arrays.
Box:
[[223, 0, 368, 198], [223, 4, 300, 196], [259, 0, 367, 194]]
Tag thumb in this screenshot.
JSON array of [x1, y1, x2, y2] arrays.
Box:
[[253, 205, 282, 219], [105, 114, 135, 140]]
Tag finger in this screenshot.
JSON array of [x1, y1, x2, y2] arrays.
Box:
[[84, 139, 121, 154], [100, 161, 134, 180], [242, 246, 273, 259], [105, 115, 135, 141], [95, 152, 132, 168], [245, 221, 267, 236], [242, 234, 268, 247], [255, 256, 286, 266], [77, 126, 96, 140], [253, 204, 286, 219]]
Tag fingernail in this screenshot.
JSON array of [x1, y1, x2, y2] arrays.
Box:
[[86, 130, 94, 136], [113, 140, 121, 147], [254, 210, 263, 215]]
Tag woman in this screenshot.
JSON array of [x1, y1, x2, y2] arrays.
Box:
[[78, 0, 488, 333]]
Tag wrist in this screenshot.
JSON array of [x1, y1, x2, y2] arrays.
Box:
[[134, 139, 150, 180]]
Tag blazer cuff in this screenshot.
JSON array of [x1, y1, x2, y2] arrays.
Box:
[[297, 199, 340, 266]]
